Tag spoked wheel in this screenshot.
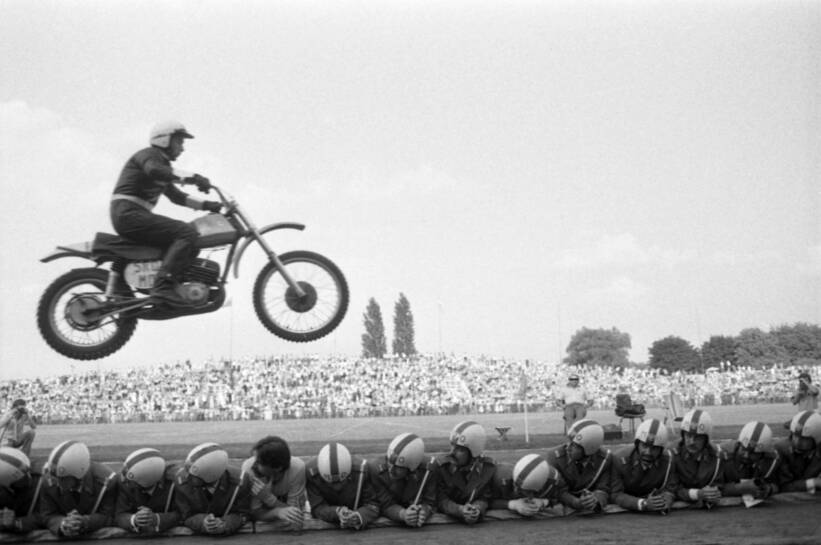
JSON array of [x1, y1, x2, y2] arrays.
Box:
[[37, 268, 137, 360], [253, 251, 349, 342]]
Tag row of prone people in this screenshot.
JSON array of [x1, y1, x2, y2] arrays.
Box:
[[1, 409, 820, 539]]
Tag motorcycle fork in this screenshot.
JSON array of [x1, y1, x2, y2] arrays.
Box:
[[239, 206, 306, 298]]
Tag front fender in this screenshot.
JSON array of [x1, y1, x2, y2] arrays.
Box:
[[232, 222, 305, 278], [40, 241, 95, 263]]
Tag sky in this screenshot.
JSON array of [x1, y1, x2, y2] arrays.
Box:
[[1, 0, 819, 381]]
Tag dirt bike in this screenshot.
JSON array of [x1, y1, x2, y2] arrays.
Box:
[[37, 183, 349, 360]]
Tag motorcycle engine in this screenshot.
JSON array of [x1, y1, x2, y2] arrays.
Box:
[[176, 282, 210, 306], [178, 259, 220, 306]]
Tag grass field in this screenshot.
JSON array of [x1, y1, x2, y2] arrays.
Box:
[[28, 402, 800, 463]]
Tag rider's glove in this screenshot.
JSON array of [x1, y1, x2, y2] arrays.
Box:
[[203, 201, 222, 213], [192, 174, 211, 194]]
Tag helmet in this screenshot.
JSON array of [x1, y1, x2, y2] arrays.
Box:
[[567, 419, 604, 456], [512, 454, 555, 493], [681, 409, 713, 437], [317, 442, 352, 483], [635, 418, 669, 448], [123, 448, 166, 488], [0, 447, 30, 487], [386, 433, 425, 471], [449, 421, 486, 458], [149, 120, 194, 148], [186, 443, 228, 484], [790, 411, 821, 444], [48, 440, 90, 480], [737, 421, 773, 453]]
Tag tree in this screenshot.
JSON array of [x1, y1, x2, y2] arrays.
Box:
[[392, 292, 417, 356], [361, 298, 387, 358], [564, 327, 631, 367], [648, 336, 702, 372], [700, 335, 738, 369], [769, 323, 821, 365], [734, 328, 788, 368]]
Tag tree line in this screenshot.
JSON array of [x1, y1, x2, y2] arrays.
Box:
[[359, 295, 820, 372], [564, 323, 821, 371]]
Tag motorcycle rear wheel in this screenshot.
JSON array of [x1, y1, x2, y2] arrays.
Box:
[[37, 268, 137, 360], [253, 250, 349, 342]]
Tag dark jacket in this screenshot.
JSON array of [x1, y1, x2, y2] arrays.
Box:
[[547, 444, 612, 510], [305, 457, 380, 528], [672, 441, 730, 502], [435, 454, 495, 519], [40, 462, 117, 537], [112, 147, 190, 208], [173, 465, 252, 535], [368, 457, 437, 523], [774, 438, 821, 493], [114, 463, 181, 533], [610, 445, 678, 511], [0, 461, 45, 533]]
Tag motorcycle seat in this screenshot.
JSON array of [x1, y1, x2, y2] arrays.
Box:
[[92, 232, 163, 261]]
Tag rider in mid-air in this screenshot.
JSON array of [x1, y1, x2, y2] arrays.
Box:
[[110, 121, 221, 306]]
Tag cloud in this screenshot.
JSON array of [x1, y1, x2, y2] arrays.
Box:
[[555, 232, 694, 270], [581, 275, 650, 306], [797, 244, 821, 276]]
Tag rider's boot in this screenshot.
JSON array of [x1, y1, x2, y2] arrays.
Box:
[[150, 271, 189, 307]]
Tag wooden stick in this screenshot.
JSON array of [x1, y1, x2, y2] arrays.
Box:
[[353, 460, 367, 510], [412, 457, 436, 506], [91, 473, 116, 514]]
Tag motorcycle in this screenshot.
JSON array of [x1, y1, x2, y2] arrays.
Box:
[[37, 182, 349, 360]]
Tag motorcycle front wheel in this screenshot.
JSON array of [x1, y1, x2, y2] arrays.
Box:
[[253, 250, 349, 342], [37, 268, 137, 360]]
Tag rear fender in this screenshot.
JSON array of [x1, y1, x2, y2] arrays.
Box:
[[40, 241, 95, 263], [232, 222, 305, 278]]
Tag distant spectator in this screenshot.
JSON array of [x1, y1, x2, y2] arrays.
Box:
[[556, 374, 588, 428], [0, 400, 36, 455], [790, 372, 819, 412]]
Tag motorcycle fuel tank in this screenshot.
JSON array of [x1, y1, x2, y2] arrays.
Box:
[[193, 214, 240, 248]]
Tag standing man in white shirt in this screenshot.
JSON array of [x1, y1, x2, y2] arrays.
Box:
[[557, 374, 588, 430]]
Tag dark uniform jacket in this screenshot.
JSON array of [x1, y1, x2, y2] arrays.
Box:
[[173, 465, 252, 535], [774, 438, 821, 493], [672, 441, 730, 502], [368, 457, 437, 523], [305, 457, 380, 527], [547, 444, 612, 510], [435, 454, 495, 519], [40, 461, 118, 537], [722, 441, 790, 497], [113, 147, 190, 207], [610, 445, 678, 511], [489, 462, 565, 511], [0, 461, 45, 533], [114, 463, 181, 533]]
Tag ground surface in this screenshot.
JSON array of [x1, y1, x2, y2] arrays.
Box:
[[21, 403, 820, 544]]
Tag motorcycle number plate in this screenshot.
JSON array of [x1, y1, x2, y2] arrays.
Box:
[[124, 260, 162, 289]]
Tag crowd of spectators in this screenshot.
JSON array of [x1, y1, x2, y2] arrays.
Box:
[[1, 355, 817, 425]]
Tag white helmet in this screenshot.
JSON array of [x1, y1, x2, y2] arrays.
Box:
[[317, 442, 352, 483], [0, 447, 30, 487], [387, 433, 425, 471], [635, 418, 669, 448], [567, 419, 604, 456], [186, 443, 228, 484], [738, 421, 773, 453], [449, 421, 486, 458], [48, 440, 90, 480], [681, 409, 713, 437], [790, 411, 821, 444], [512, 454, 556, 493], [149, 120, 194, 148], [123, 448, 166, 488]]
